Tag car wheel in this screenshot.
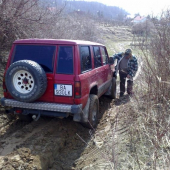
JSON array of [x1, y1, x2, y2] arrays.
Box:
[[110, 77, 116, 99], [5, 60, 47, 102], [83, 94, 99, 129]]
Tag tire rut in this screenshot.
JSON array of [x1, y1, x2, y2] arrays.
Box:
[[0, 114, 90, 170]]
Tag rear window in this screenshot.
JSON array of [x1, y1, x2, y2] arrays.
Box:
[[56, 46, 73, 74], [12, 45, 56, 73]]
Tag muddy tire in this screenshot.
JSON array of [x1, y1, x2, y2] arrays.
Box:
[[5, 60, 47, 102], [110, 77, 116, 99], [83, 94, 99, 129]]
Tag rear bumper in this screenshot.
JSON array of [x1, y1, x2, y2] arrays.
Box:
[[0, 97, 82, 114]]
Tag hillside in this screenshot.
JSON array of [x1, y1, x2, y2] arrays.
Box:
[[40, 0, 129, 20]]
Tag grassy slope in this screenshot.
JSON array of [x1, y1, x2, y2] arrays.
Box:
[[99, 25, 133, 55]]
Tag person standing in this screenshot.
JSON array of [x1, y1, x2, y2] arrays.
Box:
[[112, 49, 138, 97]]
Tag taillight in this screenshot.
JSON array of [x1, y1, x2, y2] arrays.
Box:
[[74, 81, 81, 98]]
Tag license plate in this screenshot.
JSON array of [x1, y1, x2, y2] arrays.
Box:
[[54, 84, 72, 96]]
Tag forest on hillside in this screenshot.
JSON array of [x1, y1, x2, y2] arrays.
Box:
[[0, 0, 130, 52], [0, 0, 100, 51], [40, 0, 129, 20]]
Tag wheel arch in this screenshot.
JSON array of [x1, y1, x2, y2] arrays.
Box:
[[89, 84, 98, 95]]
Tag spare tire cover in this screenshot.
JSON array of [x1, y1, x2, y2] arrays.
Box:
[[5, 60, 47, 102]]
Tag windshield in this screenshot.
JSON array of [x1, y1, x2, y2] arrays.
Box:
[[12, 45, 56, 73]]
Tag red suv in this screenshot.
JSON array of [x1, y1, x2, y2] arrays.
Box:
[[1, 39, 116, 128]]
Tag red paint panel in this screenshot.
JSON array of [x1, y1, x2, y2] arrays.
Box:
[[38, 73, 54, 102]]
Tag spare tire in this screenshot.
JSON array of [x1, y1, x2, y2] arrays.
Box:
[[5, 60, 47, 102]]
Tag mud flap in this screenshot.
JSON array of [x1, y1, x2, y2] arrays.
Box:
[[73, 98, 90, 123]]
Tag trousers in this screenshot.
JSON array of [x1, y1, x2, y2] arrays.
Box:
[[119, 71, 133, 95]]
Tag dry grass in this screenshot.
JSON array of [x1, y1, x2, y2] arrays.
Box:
[[107, 10, 170, 170], [79, 10, 170, 170]]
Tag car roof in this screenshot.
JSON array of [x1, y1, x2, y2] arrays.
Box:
[[14, 39, 104, 46]]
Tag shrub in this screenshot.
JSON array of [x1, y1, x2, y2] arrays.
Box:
[[132, 20, 154, 36]]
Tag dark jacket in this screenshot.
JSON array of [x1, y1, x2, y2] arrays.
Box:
[[113, 53, 138, 77]]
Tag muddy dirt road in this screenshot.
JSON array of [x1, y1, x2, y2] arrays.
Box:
[[0, 96, 116, 170]]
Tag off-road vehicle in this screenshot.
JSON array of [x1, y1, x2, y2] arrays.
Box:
[[0, 39, 116, 128]]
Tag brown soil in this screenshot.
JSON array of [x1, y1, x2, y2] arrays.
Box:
[[0, 95, 123, 170]]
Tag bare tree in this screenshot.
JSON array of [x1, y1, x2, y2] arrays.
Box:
[[0, 0, 65, 51]]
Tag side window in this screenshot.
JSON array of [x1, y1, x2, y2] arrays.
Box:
[[101, 47, 109, 65], [57, 46, 73, 74], [80, 46, 92, 73], [93, 46, 102, 68]]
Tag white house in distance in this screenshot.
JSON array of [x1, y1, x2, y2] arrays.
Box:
[[131, 15, 147, 24]]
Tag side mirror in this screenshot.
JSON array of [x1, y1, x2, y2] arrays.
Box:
[[109, 57, 114, 65]]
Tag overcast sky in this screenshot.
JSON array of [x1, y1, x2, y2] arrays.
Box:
[[84, 0, 170, 16]]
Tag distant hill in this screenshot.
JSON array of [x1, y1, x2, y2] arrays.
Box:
[[40, 0, 129, 20]]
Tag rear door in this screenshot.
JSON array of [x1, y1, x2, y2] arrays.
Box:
[[11, 44, 56, 102], [54, 45, 75, 104]]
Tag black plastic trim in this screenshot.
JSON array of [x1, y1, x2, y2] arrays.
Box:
[[71, 104, 82, 114]]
